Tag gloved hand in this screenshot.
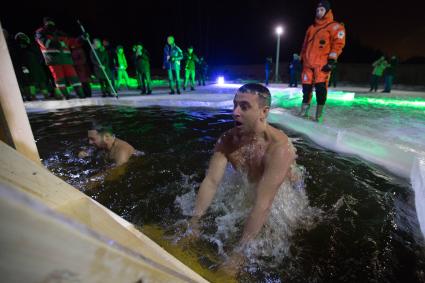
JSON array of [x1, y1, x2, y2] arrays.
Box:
[[81, 32, 89, 40], [321, 59, 336, 72]]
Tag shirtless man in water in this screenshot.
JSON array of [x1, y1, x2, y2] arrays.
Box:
[[78, 125, 135, 167], [189, 83, 296, 274], [78, 126, 136, 188]]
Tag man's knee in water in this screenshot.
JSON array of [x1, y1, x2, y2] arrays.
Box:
[[302, 84, 313, 104], [315, 82, 327, 105]]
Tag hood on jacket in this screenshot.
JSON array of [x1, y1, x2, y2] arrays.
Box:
[[315, 9, 334, 26]]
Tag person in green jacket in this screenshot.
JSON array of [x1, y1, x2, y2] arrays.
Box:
[[183, 46, 199, 91], [115, 45, 130, 91], [369, 56, 389, 92]]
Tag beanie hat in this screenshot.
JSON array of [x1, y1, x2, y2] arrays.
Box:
[[318, 1, 331, 13], [14, 32, 27, 41]]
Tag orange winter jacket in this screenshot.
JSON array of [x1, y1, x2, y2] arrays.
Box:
[[300, 10, 346, 69]]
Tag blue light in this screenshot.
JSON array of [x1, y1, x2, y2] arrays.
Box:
[[217, 76, 225, 85]]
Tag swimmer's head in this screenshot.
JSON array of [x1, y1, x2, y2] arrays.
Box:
[[233, 83, 271, 133], [88, 124, 115, 148], [236, 83, 271, 108]]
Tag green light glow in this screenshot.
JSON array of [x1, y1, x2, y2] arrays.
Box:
[[272, 90, 425, 109], [356, 97, 425, 108], [90, 79, 167, 91]]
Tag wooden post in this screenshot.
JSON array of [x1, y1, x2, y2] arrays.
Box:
[[0, 21, 40, 164]]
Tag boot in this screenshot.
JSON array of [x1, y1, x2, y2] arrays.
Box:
[[315, 105, 325, 123], [299, 103, 310, 117]]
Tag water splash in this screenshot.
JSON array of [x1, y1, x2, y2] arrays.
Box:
[[175, 164, 321, 267]]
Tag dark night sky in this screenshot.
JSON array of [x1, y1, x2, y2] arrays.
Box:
[[2, 0, 424, 67]]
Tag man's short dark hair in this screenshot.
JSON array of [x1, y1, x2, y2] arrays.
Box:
[[90, 123, 114, 136], [236, 83, 271, 107]]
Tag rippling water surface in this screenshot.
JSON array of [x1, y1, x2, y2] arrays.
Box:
[[30, 106, 425, 282]]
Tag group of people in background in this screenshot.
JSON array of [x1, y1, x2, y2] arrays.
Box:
[[4, 17, 209, 101], [369, 55, 398, 93], [265, 52, 397, 93], [162, 36, 208, 95]]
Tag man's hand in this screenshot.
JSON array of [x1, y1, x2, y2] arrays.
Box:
[[321, 59, 336, 72], [218, 250, 245, 277], [78, 150, 89, 158]]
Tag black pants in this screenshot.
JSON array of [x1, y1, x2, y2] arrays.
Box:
[[265, 69, 270, 85], [370, 75, 380, 91], [289, 71, 299, 87], [302, 83, 327, 105]]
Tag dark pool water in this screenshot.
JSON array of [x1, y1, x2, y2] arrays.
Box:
[[29, 106, 425, 283]]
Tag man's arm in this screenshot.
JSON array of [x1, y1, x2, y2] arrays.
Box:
[[114, 148, 132, 167], [85, 163, 128, 190], [192, 150, 228, 219], [300, 27, 311, 62], [239, 143, 295, 246], [329, 23, 346, 61]]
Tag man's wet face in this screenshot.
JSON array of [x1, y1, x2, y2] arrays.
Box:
[[88, 130, 103, 148], [167, 37, 175, 45], [232, 92, 263, 133]]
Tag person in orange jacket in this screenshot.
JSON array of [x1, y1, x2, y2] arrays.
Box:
[[299, 1, 346, 122]]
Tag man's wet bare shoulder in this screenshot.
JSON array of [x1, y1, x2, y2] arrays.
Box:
[[110, 138, 136, 165], [214, 128, 240, 155], [265, 125, 297, 161]]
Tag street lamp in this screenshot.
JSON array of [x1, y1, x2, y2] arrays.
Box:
[[275, 26, 284, 83]]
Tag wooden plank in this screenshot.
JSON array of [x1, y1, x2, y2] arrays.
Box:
[[0, 183, 198, 283], [0, 140, 209, 282], [0, 21, 40, 164]]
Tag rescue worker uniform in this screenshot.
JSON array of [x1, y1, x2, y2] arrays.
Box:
[[300, 2, 346, 121], [70, 39, 92, 97], [35, 23, 84, 98]]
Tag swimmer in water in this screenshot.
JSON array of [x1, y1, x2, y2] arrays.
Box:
[[188, 83, 297, 275], [79, 125, 135, 166], [78, 125, 136, 187]]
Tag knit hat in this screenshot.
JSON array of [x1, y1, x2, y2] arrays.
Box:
[[14, 32, 27, 41], [318, 1, 331, 13]]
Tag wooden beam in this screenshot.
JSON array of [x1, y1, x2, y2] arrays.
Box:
[[0, 183, 200, 283], [0, 21, 40, 164], [0, 140, 209, 282]]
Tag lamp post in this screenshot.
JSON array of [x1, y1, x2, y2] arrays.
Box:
[[275, 26, 284, 83]]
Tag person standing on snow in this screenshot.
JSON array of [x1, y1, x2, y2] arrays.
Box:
[[183, 46, 199, 91], [163, 36, 183, 94], [299, 1, 346, 122], [35, 17, 85, 99], [369, 56, 389, 92]]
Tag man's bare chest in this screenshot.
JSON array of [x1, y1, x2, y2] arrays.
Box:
[[228, 142, 267, 180]]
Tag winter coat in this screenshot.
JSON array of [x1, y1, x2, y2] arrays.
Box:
[[300, 10, 346, 69]]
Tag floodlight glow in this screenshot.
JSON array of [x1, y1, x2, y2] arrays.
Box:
[[276, 26, 283, 35], [217, 76, 225, 85]]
